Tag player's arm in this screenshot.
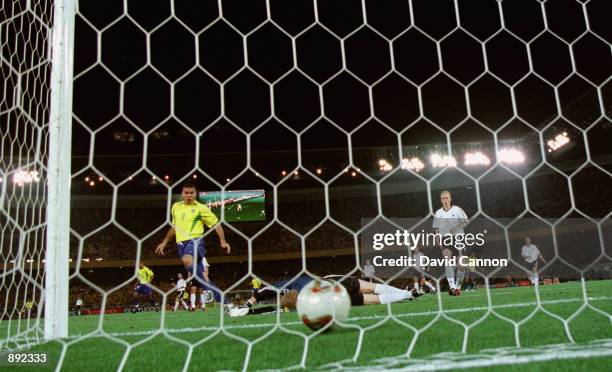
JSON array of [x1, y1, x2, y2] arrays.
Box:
[[538, 252, 546, 264], [450, 208, 469, 233], [156, 227, 175, 256], [201, 204, 231, 254], [157, 204, 178, 256], [214, 224, 231, 254]]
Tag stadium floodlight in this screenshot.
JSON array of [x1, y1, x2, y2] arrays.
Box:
[[400, 157, 425, 172], [12, 170, 41, 184], [430, 153, 457, 168], [464, 151, 491, 166], [377, 159, 392, 171], [547, 132, 570, 152], [498, 148, 525, 164]]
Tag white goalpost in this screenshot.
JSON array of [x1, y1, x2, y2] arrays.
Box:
[[44, 0, 76, 340]]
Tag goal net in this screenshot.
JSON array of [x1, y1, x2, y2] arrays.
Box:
[[1, 0, 611, 369]]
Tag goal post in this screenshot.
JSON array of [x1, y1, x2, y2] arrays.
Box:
[[44, 0, 76, 341]]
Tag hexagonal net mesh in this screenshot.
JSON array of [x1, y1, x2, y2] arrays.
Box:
[[1, 0, 612, 369]]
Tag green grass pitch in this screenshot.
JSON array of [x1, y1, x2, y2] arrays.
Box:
[[3, 280, 612, 371], [222, 196, 265, 222]]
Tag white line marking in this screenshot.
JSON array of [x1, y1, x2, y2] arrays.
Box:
[[333, 339, 612, 371]]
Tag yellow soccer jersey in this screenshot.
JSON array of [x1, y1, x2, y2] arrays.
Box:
[[171, 201, 219, 242], [138, 266, 154, 284]]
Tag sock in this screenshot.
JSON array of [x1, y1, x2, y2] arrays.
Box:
[[445, 265, 455, 289], [174, 301, 179, 311], [447, 277, 455, 290], [456, 270, 465, 289], [530, 272, 535, 284], [533, 273, 539, 285], [200, 292, 206, 308], [374, 284, 405, 295], [413, 282, 419, 290], [190, 294, 196, 308], [426, 281, 435, 291], [379, 290, 412, 304], [181, 300, 188, 310]]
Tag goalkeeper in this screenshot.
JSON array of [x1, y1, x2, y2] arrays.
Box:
[[227, 275, 421, 317], [155, 183, 230, 296]]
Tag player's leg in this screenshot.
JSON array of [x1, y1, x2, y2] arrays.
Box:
[[174, 290, 184, 311], [132, 285, 142, 311], [442, 247, 456, 295], [455, 251, 466, 293], [199, 288, 206, 310], [361, 291, 417, 305], [356, 278, 419, 303], [357, 278, 404, 295], [146, 286, 157, 307], [189, 285, 197, 310], [532, 262, 539, 286]]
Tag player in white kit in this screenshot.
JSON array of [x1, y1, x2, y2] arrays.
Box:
[[521, 237, 546, 286], [433, 190, 469, 296], [174, 273, 189, 311]]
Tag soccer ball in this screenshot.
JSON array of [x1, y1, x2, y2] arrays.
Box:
[[296, 279, 351, 331]]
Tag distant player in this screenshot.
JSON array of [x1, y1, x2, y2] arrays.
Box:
[[433, 190, 469, 296], [227, 275, 421, 316], [174, 273, 189, 311], [133, 261, 156, 311], [155, 183, 230, 303], [521, 237, 546, 286], [362, 259, 375, 282], [236, 204, 242, 212], [75, 297, 83, 316]]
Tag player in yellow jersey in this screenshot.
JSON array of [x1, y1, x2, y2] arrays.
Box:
[[133, 261, 156, 312], [155, 183, 230, 309]]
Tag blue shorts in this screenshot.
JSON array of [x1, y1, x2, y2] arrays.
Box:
[[177, 238, 206, 260], [135, 284, 152, 296]]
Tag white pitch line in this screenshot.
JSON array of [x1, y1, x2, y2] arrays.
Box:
[[64, 296, 612, 340], [382, 341, 612, 371]]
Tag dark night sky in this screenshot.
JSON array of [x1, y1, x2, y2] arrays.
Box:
[[2, 0, 611, 218], [65, 0, 612, 195]]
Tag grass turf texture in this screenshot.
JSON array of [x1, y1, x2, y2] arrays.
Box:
[[2, 280, 611, 371]]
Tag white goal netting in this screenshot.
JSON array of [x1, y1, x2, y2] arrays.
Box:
[[1, 0, 611, 370]]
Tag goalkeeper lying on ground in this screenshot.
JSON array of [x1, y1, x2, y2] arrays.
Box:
[[226, 274, 427, 317]]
